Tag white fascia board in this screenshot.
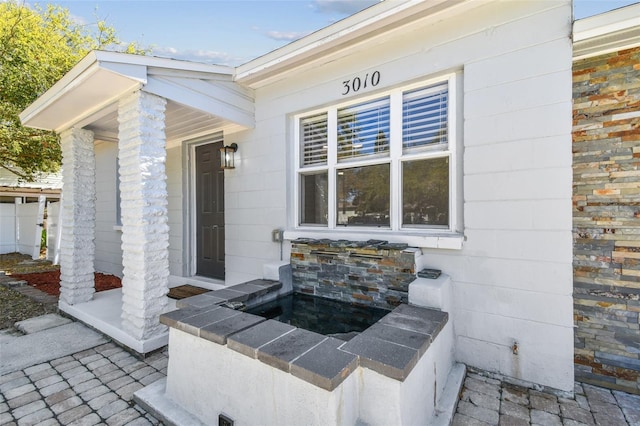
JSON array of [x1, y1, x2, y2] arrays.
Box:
[[100, 61, 148, 83], [20, 50, 236, 130], [92, 50, 235, 75], [573, 2, 640, 59], [573, 3, 640, 43], [235, 0, 467, 85]]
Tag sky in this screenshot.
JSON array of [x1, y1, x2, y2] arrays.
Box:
[[44, 0, 640, 66]]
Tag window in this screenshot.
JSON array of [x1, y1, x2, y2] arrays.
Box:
[[295, 75, 457, 233]]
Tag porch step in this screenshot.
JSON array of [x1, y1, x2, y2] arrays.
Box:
[[15, 313, 71, 334], [134, 379, 207, 426], [167, 285, 210, 300], [175, 279, 282, 309]]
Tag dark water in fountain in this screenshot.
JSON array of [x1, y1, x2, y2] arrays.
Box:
[[246, 293, 390, 338]]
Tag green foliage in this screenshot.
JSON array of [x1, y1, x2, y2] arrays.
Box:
[[0, 1, 144, 181]]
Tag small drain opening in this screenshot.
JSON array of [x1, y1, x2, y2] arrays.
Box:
[[219, 414, 234, 426]]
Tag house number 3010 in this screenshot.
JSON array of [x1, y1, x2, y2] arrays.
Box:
[[342, 71, 381, 95]]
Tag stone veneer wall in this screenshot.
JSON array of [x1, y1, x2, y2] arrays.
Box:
[[117, 91, 170, 341], [290, 239, 418, 309], [58, 128, 96, 305], [573, 46, 640, 394]]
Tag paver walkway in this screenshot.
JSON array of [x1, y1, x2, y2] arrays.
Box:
[[1, 276, 639, 426], [454, 371, 640, 426], [4, 338, 640, 426], [1, 340, 168, 426]]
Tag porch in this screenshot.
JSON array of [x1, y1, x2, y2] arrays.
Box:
[[19, 51, 254, 353]]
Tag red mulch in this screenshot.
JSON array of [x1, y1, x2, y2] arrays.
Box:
[[10, 270, 122, 297]]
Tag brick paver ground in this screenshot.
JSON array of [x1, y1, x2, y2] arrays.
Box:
[[2, 276, 638, 426], [454, 371, 640, 426], [1, 342, 168, 426], [3, 339, 640, 425]]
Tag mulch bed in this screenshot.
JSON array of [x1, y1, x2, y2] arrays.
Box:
[[0, 286, 57, 329], [10, 270, 122, 297]]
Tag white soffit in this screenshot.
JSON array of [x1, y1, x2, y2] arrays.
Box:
[[21, 68, 142, 133], [19, 51, 247, 134], [573, 2, 640, 60], [20, 52, 146, 133]]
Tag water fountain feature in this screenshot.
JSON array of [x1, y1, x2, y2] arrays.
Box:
[[135, 240, 462, 425]]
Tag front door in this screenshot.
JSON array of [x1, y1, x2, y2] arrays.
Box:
[[195, 142, 225, 279]]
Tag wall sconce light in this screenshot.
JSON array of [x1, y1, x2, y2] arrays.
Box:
[[220, 143, 238, 169]]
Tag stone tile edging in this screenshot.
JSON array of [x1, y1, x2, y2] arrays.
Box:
[[160, 279, 448, 391]]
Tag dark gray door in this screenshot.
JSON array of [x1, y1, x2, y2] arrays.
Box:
[[196, 142, 225, 279]]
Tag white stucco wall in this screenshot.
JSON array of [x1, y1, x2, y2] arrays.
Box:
[[93, 139, 184, 279], [94, 141, 124, 277], [166, 320, 454, 425], [166, 329, 359, 426], [225, 1, 573, 391], [223, 129, 287, 283]]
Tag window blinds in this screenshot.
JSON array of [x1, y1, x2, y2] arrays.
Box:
[[337, 97, 390, 161], [300, 113, 328, 166], [402, 82, 448, 150]]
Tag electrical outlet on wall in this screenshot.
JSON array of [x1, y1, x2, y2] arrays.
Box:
[[272, 228, 284, 242]]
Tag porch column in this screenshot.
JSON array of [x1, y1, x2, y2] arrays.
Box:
[[59, 128, 96, 305], [117, 90, 169, 340]]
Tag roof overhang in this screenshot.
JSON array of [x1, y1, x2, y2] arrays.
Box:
[[573, 2, 640, 60], [20, 51, 254, 140], [235, 0, 472, 88], [0, 187, 61, 198]]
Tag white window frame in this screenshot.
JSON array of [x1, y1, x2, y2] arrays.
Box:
[[288, 72, 463, 249]]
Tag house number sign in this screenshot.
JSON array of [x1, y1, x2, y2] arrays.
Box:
[[342, 71, 381, 95]]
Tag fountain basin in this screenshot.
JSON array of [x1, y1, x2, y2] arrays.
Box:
[[152, 279, 455, 425]]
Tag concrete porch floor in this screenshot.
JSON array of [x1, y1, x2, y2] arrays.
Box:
[[58, 274, 226, 355], [59, 288, 177, 355]]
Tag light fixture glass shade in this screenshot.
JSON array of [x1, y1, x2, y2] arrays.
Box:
[[220, 143, 238, 169]]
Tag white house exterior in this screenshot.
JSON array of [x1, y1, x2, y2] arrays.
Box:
[[21, 0, 575, 395]]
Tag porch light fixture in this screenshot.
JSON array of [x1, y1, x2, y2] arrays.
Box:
[[220, 143, 238, 169]]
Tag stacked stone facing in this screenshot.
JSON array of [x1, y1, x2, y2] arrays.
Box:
[[117, 91, 170, 341], [58, 128, 96, 306], [573, 46, 640, 394], [290, 239, 418, 309]]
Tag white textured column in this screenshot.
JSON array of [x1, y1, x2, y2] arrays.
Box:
[[118, 91, 169, 340], [59, 128, 96, 305]]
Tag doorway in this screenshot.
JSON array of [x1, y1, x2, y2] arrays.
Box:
[[195, 141, 225, 279]]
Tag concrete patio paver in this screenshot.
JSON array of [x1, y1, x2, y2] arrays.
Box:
[[1, 314, 167, 425], [2, 313, 639, 425], [453, 372, 640, 426], [1, 338, 167, 426]]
